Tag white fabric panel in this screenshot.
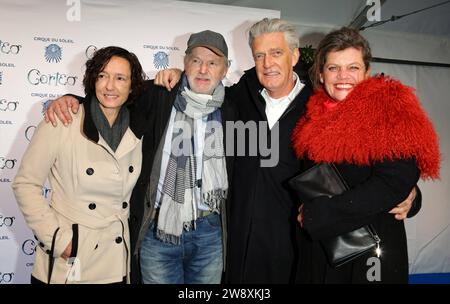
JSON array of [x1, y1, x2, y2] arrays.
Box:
[[371, 63, 450, 274], [364, 30, 450, 65], [411, 66, 450, 274], [0, 0, 279, 284]]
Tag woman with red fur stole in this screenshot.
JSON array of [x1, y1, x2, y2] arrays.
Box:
[[292, 27, 440, 283]]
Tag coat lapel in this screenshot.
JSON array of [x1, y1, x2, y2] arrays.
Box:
[[114, 128, 142, 159], [243, 68, 267, 120]]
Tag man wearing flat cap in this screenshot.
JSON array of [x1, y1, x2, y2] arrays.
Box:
[[130, 30, 236, 284]]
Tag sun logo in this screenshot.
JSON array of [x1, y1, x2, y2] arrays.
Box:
[[153, 51, 169, 69], [45, 44, 62, 63]]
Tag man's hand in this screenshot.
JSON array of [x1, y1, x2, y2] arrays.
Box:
[[389, 187, 416, 220], [297, 204, 304, 227], [44, 96, 80, 127], [61, 241, 72, 260], [154, 68, 182, 91]]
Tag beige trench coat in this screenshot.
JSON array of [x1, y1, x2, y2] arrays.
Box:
[[13, 104, 142, 284]]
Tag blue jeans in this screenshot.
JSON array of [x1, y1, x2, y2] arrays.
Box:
[[140, 213, 223, 284]]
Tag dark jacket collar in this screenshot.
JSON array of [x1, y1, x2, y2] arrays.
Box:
[[128, 100, 148, 139], [82, 94, 99, 142]]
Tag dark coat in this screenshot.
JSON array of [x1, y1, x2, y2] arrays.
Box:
[[301, 159, 419, 283], [128, 78, 238, 283], [224, 65, 313, 283]]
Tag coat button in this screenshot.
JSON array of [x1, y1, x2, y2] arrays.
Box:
[[34, 235, 39, 241], [86, 168, 94, 175], [115, 237, 123, 244], [46, 249, 51, 254], [88, 203, 96, 210], [129, 166, 134, 173], [146, 201, 151, 208], [122, 202, 128, 209], [39, 242, 45, 248]]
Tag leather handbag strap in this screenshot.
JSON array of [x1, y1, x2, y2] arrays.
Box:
[[47, 227, 60, 284], [329, 163, 350, 190]]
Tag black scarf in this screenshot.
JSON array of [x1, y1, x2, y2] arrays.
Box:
[[90, 96, 129, 152]]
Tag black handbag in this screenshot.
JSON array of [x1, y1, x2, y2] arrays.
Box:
[[289, 163, 381, 267]]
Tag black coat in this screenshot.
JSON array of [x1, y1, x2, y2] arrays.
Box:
[[300, 159, 419, 283], [224, 65, 313, 283], [128, 79, 238, 283]]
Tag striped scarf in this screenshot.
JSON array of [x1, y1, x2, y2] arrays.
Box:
[[156, 75, 228, 244]]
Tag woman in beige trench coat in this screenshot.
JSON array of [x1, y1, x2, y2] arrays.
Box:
[[13, 46, 147, 284]]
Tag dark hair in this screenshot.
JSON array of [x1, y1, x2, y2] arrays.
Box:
[[309, 27, 372, 89], [83, 46, 146, 102]]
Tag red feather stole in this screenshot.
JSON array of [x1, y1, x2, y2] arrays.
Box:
[[292, 76, 440, 179]]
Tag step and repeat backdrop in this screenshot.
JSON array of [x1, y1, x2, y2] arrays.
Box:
[[2, 0, 448, 285], [0, 0, 279, 284]]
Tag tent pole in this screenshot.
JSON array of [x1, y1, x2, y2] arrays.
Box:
[[372, 57, 450, 68]]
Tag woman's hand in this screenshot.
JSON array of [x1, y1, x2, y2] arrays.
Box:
[[389, 187, 416, 220], [61, 241, 72, 260]]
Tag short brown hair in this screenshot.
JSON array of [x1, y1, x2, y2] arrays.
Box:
[[309, 27, 372, 89], [83, 46, 146, 103]]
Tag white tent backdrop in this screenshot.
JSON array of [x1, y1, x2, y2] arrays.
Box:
[[370, 63, 450, 275], [1, 0, 449, 284]]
